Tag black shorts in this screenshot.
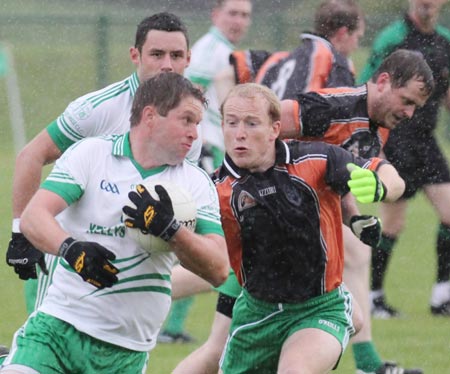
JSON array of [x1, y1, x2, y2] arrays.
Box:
[[216, 292, 237, 318], [384, 132, 450, 199]]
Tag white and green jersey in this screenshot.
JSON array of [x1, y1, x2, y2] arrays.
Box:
[[185, 27, 235, 151], [38, 132, 223, 352], [46, 72, 202, 162]]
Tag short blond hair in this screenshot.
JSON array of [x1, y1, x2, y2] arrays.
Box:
[[221, 83, 281, 122]]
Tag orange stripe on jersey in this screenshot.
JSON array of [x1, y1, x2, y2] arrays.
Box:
[[255, 51, 289, 84], [302, 120, 374, 146], [215, 178, 244, 286], [378, 127, 390, 147], [305, 42, 333, 92], [366, 157, 385, 172], [232, 51, 253, 84]]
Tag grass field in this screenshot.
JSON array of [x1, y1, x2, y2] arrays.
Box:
[[1, 1, 450, 373]]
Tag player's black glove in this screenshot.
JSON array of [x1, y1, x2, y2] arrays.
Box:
[[350, 215, 382, 247], [122, 184, 181, 241], [6, 232, 49, 280], [59, 237, 119, 289]]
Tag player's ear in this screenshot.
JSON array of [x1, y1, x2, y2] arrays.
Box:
[[130, 46, 140, 66], [186, 50, 191, 67], [142, 106, 157, 125], [376, 72, 391, 92], [270, 120, 281, 140]]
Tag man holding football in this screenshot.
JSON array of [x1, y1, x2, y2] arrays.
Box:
[[6, 11, 202, 316], [0, 73, 228, 374]]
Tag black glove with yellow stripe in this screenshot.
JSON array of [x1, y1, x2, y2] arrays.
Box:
[[59, 237, 119, 288], [122, 184, 181, 241]]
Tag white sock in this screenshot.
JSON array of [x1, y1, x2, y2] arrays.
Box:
[[430, 281, 450, 306]]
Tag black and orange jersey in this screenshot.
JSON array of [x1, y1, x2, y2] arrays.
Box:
[[230, 49, 287, 84], [230, 33, 355, 99], [214, 139, 386, 303], [286, 85, 390, 158]]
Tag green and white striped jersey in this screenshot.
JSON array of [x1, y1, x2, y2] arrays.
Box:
[[185, 27, 235, 151], [39, 133, 223, 352], [46, 72, 202, 162]]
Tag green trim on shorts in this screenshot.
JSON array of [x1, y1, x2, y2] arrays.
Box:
[[220, 286, 355, 374], [4, 312, 148, 374]]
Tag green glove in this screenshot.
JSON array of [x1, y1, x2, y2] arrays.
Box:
[[347, 163, 387, 203]]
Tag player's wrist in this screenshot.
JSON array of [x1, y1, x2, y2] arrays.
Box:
[[372, 171, 387, 201], [12, 218, 21, 233], [160, 218, 181, 241], [58, 237, 77, 257]]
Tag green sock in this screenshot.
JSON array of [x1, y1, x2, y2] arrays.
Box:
[[352, 341, 383, 372], [163, 297, 195, 334]]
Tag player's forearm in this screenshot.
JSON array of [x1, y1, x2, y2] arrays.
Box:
[[12, 130, 62, 218], [169, 230, 229, 287], [377, 164, 405, 202], [280, 99, 300, 139], [20, 190, 69, 255], [12, 149, 47, 217], [214, 65, 236, 105], [341, 193, 361, 226]]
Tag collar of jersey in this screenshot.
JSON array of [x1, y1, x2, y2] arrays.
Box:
[[112, 132, 168, 178], [222, 139, 291, 179], [209, 26, 235, 50], [129, 72, 140, 97], [300, 32, 332, 50]]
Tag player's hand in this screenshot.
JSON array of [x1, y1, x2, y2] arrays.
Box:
[[350, 215, 382, 247], [347, 163, 387, 203], [6, 232, 49, 280], [123, 184, 181, 241], [59, 237, 119, 289]]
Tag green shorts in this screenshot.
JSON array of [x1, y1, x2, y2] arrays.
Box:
[[220, 286, 355, 374], [214, 268, 242, 298], [3, 312, 148, 374]]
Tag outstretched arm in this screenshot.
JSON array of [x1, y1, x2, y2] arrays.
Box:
[[7, 130, 62, 279], [214, 65, 236, 105], [20, 189, 69, 255], [376, 163, 405, 202]]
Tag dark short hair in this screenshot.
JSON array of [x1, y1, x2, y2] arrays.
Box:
[[314, 0, 363, 38], [371, 49, 434, 96], [134, 12, 190, 52], [130, 72, 206, 127]]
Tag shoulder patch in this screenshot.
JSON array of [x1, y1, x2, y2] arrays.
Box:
[[65, 100, 94, 123]]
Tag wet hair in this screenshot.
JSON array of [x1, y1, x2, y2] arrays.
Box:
[[371, 49, 434, 96], [314, 0, 363, 38], [134, 12, 190, 52], [130, 72, 206, 127], [221, 83, 281, 122], [215, 0, 252, 8]]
